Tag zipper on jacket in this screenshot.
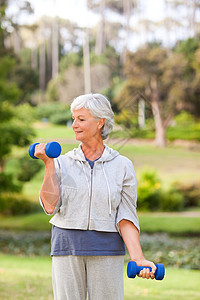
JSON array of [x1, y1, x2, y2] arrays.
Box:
[[87, 168, 93, 230]]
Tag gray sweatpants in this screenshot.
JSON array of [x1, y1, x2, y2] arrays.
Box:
[[52, 255, 124, 300]]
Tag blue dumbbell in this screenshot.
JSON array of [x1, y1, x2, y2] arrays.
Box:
[[127, 261, 165, 280], [29, 142, 62, 159]]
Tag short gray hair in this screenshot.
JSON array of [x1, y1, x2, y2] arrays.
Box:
[[71, 93, 114, 140]]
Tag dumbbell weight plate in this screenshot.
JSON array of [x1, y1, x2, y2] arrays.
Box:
[[155, 263, 165, 280], [28, 143, 40, 159], [45, 142, 62, 158]]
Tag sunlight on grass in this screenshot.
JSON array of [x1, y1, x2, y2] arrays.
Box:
[[124, 267, 200, 299], [0, 254, 199, 300]]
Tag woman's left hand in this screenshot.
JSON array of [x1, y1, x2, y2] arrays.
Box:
[[135, 259, 156, 279]]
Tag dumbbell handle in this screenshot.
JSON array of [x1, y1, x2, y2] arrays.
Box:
[[29, 142, 62, 159], [127, 261, 165, 280]]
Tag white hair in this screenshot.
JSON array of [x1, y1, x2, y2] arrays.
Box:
[[70, 93, 114, 140]]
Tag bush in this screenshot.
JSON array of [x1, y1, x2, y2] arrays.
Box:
[[17, 156, 43, 182], [49, 110, 72, 125], [167, 111, 200, 141], [0, 193, 40, 216], [159, 188, 185, 211], [35, 102, 71, 122], [137, 169, 162, 211], [137, 170, 186, 212], [0, 173, 22, 193], [173, 182, 200, 207]]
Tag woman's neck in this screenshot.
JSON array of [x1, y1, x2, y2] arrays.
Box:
[[81, 140, 105, 161]]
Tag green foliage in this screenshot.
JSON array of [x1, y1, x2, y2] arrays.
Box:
[[167, 111, 200, 141], [0, 173, 22, 193], [137, 169, 162, 211], [175, 37, 200, 65], [0, 193, 40, 216], [159, 188, 185, 212], [139, 233, 200, 270], [17, 156, 43, 182], [0, 57, 36, 162], [49, 110, 72, 125], [35, 102, 72, 124], [113, 110, 200, 142], [12, 55, 39, 104], [0, 56, 21, 104], [59, 52, 82, 72], [174, 182, 200, 207], [114, 109, 155, 139], [45, 79, 60, 102], [137, 169, 191, 212], [114, 109, 138, 128]]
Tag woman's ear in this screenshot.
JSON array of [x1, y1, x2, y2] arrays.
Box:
[[98, 118, 105, 129]]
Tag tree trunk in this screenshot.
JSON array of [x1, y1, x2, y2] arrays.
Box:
[[0, 159, 5, 173], [39, 42, 46, 103], [13, 28, 21, 54], [52, 17, 59, 78], [95, 0, 105, 55], [83, 29, 91, 93], [150, 76, 167, 147], [47, 35, 52, 81], [138, 98, 145, 128], [31, 47, 38, 70], [120, 0, 132, 65]]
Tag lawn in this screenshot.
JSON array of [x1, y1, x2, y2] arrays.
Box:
[[0, 211, 199, 235], [5, 122, 200, 199], [0, 254, 199, 300], [31, 122, 200, 189]]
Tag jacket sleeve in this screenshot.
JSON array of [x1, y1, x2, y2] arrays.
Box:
[[39, 157, 62, 215], [116, 158, 140, 233]]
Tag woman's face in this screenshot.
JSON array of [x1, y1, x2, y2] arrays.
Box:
[[72, 108, 104, 142]]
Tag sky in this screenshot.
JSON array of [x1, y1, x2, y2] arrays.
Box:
[[6, 0, 168, 51], [8, 0, 165, 28]]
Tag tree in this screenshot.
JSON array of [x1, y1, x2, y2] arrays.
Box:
[[164, 0, 200, 38], [0, 1, 36, 172], [115, 43, 188, 147], [0, 55, 35, 171], [175, 37, 200, 116], [87, 0, 138, 58]]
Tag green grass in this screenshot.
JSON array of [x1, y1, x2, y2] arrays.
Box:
[[0, 254, 199, 300], [114, 143, 200, 187], [5, 124, 200, 199], [0, 254, 53, 300], [0, 212, 51, 231], [33, 122, 75, 140], [0, 211, 199, 235], [5, 122, 200, 196], [138, 212, 200, 235], [124, 266, 200, 300]]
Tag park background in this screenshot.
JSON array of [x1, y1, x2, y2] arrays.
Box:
[[0, 0, 200, 299]]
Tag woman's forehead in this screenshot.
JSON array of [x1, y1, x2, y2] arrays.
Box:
[[72, 108, 92, 117]]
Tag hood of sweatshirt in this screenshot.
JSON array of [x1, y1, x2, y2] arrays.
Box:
[[65, 144, 119, 162]]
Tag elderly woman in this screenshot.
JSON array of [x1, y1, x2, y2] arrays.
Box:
[[35, 93, 156, 300]]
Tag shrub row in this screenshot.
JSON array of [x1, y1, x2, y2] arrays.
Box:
[[17, 156, 43, 182], [34, 102, 72, 125], [0, 173, 22, 193], [137, 169, 200, 211], [0, 193, 40, 216]]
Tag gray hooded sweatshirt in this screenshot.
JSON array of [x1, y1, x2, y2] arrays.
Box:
[[40, 144, 140, 233]]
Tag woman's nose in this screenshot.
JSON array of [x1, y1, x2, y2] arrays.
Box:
[[72, 119, 78, 128]]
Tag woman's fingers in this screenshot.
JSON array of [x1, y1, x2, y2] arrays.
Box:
[[138, 268, 155, 279]]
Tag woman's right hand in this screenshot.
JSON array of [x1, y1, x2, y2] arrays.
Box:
[[34, 143, 52, 163]]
